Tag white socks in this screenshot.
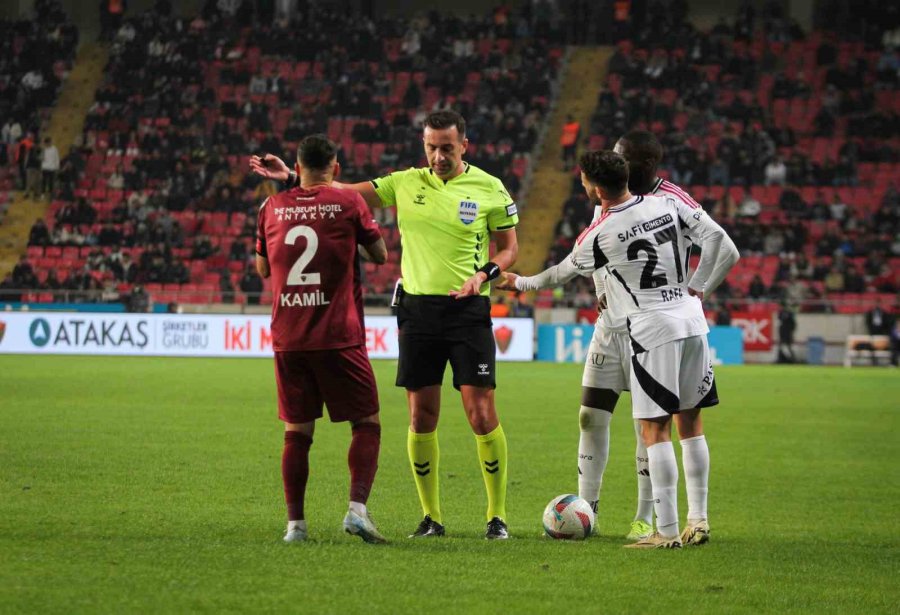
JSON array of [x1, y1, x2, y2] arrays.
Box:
[[647, 441, 679, 539], [577, 406, 612, 512], [349, 501, 368, 517], [681, 435, 709, 523], [287, 519, 307, 531], [633, 420, 654, 523]]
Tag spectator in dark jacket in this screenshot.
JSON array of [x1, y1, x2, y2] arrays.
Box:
[[29, 218, 51, 246], [240, 266, 263, 305]]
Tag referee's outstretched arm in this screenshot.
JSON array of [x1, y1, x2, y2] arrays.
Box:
[[331, 180, 384, 211], [248, 154, 384, 211]]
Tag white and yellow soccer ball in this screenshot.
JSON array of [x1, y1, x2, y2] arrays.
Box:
[[542, 494, 595, 540]]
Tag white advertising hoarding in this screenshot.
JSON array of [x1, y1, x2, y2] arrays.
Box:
[[0, 313, 534, 361]]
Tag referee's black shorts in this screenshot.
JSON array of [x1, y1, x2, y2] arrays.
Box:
[[396, 294, 496, 390]]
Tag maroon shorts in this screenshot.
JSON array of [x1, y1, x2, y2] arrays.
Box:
[[274, 345, 379, 424]]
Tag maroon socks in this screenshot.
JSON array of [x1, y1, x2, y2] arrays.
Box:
[[282, 431, 313, 521], [282, 423, 380, 521], [348, 423, 381, 505]]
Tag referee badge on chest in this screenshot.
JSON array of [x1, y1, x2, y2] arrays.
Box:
[[458, 200, 479, 225]]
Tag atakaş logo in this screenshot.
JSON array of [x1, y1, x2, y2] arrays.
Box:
[[29, 318, 51, 347]]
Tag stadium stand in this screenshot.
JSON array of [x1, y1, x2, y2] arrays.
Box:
[[6, 4, 563, 306], [0, 1, 77, 215], [543, 4, 899, 316]]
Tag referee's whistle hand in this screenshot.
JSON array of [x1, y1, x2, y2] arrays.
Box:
[[449, 273, 488, 299]]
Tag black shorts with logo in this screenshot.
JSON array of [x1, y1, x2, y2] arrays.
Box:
[[396, 294, 496, 390]]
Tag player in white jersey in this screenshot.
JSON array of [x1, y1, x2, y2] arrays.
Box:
[[573, 151, 737, 548], [502, 149, 736, 547], [497, 206, 639, 536], [614, 130, 728, 546], [498, 131, 729, 542]]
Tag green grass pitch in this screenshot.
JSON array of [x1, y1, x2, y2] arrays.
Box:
[[1, 356, 898, 613]]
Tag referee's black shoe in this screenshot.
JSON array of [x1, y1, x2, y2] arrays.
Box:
[[485, 517, 509, 540], [409, 515, 445, 538]]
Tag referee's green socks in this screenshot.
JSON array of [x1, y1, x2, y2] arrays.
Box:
[[475, 425, 508, 521], [408, 429, 441, 524]]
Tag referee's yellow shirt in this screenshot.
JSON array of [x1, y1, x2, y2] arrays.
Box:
[[372, 164, 519, 296]]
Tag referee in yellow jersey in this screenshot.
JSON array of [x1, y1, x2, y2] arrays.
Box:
[[251, 111, 519, 539]]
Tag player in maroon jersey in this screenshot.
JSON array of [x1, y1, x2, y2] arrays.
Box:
[[255, 134, 388, 544]]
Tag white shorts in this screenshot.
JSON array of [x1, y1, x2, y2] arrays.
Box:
[[630, 335, 719, 420], [581, 326, 631, 394]]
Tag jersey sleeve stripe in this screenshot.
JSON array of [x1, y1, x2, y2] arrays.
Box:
[[575, 210, 611, 245], [660, 181, 700, 207], [660, 181, 701, 209]]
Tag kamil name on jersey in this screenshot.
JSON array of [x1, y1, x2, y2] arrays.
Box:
[[617, 213, 674, 242], [279, 290, 330, 307]]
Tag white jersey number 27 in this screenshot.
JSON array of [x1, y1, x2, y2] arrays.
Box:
[[625, 226, 684, 289]]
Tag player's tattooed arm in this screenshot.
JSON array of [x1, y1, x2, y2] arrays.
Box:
[[359, 237, 387, 264], [256, 254, 270, 279]]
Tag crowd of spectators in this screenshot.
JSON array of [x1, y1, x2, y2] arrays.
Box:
[[10, 3, 563, 305], [546, 2, 900, 314], [0, 1, 77, 188]]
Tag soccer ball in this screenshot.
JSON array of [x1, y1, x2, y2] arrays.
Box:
[[542, 494, 595, 540]]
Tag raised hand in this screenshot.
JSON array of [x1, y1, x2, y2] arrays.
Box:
[[249, 154, 291, 182]]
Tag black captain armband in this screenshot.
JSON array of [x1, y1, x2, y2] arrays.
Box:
[[478, 262, 501, 282]]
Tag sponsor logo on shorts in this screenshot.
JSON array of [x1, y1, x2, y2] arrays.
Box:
[[697, 362, 714, 396], [477, 363, 490, 376], [589, 352, 606, 366]]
